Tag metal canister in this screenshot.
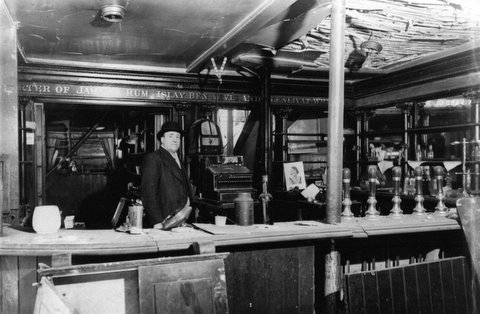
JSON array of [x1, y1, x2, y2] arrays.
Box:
[[234, 192, 254, 226], [128, 205, 143, 234]]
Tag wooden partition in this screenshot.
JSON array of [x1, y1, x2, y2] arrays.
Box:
[[223, 244, 315, 313], [0, 255, 52, 314], [345, 256, 474, 314], [36, 253, 229, 314]]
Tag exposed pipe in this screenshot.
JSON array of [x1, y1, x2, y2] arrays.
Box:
[[260, 66, 272, 179], [326, 0, 346, 224], [325, 0, 346, 313]]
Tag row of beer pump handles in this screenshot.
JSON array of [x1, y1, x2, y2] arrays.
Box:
[[341, 166, 454, 220]]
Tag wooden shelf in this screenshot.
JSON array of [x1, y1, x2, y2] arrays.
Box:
[[355, 159, 403, 164], [407, 158, 462, 164], [358, 129, 404, 137], [407, 122, 480, 134], [274, 132, 327, 136], [287, 140, 327, 144]]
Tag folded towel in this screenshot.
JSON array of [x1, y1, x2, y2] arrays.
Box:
[[377, 160, 394, 174]]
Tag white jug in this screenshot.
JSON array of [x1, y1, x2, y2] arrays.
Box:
[[32, 205, 61, 234]]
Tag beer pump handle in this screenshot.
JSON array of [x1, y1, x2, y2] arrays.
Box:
[[390, 166, 403, 218], [343, 168, 351, 199], [433, 166, 448, 215], [471, 164, 480, 196], [260, 175, 272, 224], [341, 168, 354, 219], [434, 166, 443, 188], [365, 167, 379, 219], [392, 166, 401, 197], [414, 166, 423, 196], [368, 167, 377, 197]]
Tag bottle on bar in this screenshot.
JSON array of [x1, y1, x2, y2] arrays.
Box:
[[429, 171, 439, 197], [422, 167, 431, 196], [408, 170, 416, 195], [416, 144, 423, 161], [427, 144, 434, 159], [403, 170, 410, 195]]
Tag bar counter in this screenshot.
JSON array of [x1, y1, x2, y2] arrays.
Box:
[[0, 221, 353, 256], [0, 215, 462, 314], [0, 214, 460, 256]]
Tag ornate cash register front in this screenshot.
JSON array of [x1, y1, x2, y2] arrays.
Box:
[[202, 155, 254, 203], [188, 118, 255, 222]]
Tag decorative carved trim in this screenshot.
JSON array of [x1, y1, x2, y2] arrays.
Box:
[[396, 102, 414, 114], [273, 108, 293, 118], [18, 96, 33, 107], [174, 103, 192, 116], [463, 89, 480, 104]]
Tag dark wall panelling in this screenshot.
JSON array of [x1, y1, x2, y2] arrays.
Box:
[[362, 269, 380, 314], [403, 262, 419, 313], [0, 255, 52, 314], [338, 231, 467, 273], [345, 256, 472, 314], [18, 256, 37, 314], [376, 268, 393, 313], [1, 256, 18, 314], [46, 173, 123, 229], [416, 262, 433, 313], [223, 245, 314, 314]]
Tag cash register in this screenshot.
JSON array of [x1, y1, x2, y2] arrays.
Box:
[[188, 118, 255, 205]]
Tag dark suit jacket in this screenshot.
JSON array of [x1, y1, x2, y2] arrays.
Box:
[[140, 147, 192, 227]]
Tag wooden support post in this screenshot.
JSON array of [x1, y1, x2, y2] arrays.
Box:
[[260, 66, 272, 180], [326, 0, 345, 224], [325, 0, 345, 312], [325, 239, 341, 314]]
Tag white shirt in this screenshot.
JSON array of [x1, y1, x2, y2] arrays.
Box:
[[170, 152, 181, 168]]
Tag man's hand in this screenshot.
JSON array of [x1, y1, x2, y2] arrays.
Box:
[[153, 222, 163, 229]]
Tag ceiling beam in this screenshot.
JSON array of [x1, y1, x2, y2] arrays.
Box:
[[354, 71, 480, 108], [380, 41, 480, 74], [186, 0, 297, 73]]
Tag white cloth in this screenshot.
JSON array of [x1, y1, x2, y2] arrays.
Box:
[[377, 160, 393, 174], [407, 160, 424, 170], [443, 161, 461, 171]]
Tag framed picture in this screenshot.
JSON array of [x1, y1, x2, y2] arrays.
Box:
[[111, 197, 129, 229], [284, 161, 306, 190]]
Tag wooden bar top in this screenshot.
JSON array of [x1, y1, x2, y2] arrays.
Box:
[[0, 215, 460, 256], [339, 213, 461, 236]]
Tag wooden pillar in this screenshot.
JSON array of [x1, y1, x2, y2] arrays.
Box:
[[226, 109, 234, 155], [174, 103, 191, 160], [326, 0, 346, 224], [397, 102, 413, 175], [272, 108, 292, 191], [325, 0, 346, 313], [464, 90, 480, 141], [0, 2, 19, 230], [412, 101, 425, 150], [259, 66, 272, 179], [354, 110, 362, 182]]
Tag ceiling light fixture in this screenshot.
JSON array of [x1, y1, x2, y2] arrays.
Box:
[[100, 1, 126, 23], [360, 40, 382, 69], [360, 40, 383, 55]]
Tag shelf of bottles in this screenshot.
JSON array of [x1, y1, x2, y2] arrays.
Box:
[[356, 90, 480, 196]]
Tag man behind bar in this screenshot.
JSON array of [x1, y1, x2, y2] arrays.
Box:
[[140, 121, 192, 228]]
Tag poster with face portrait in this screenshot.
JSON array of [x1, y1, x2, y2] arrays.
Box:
[[284, 161, 306, 190]]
